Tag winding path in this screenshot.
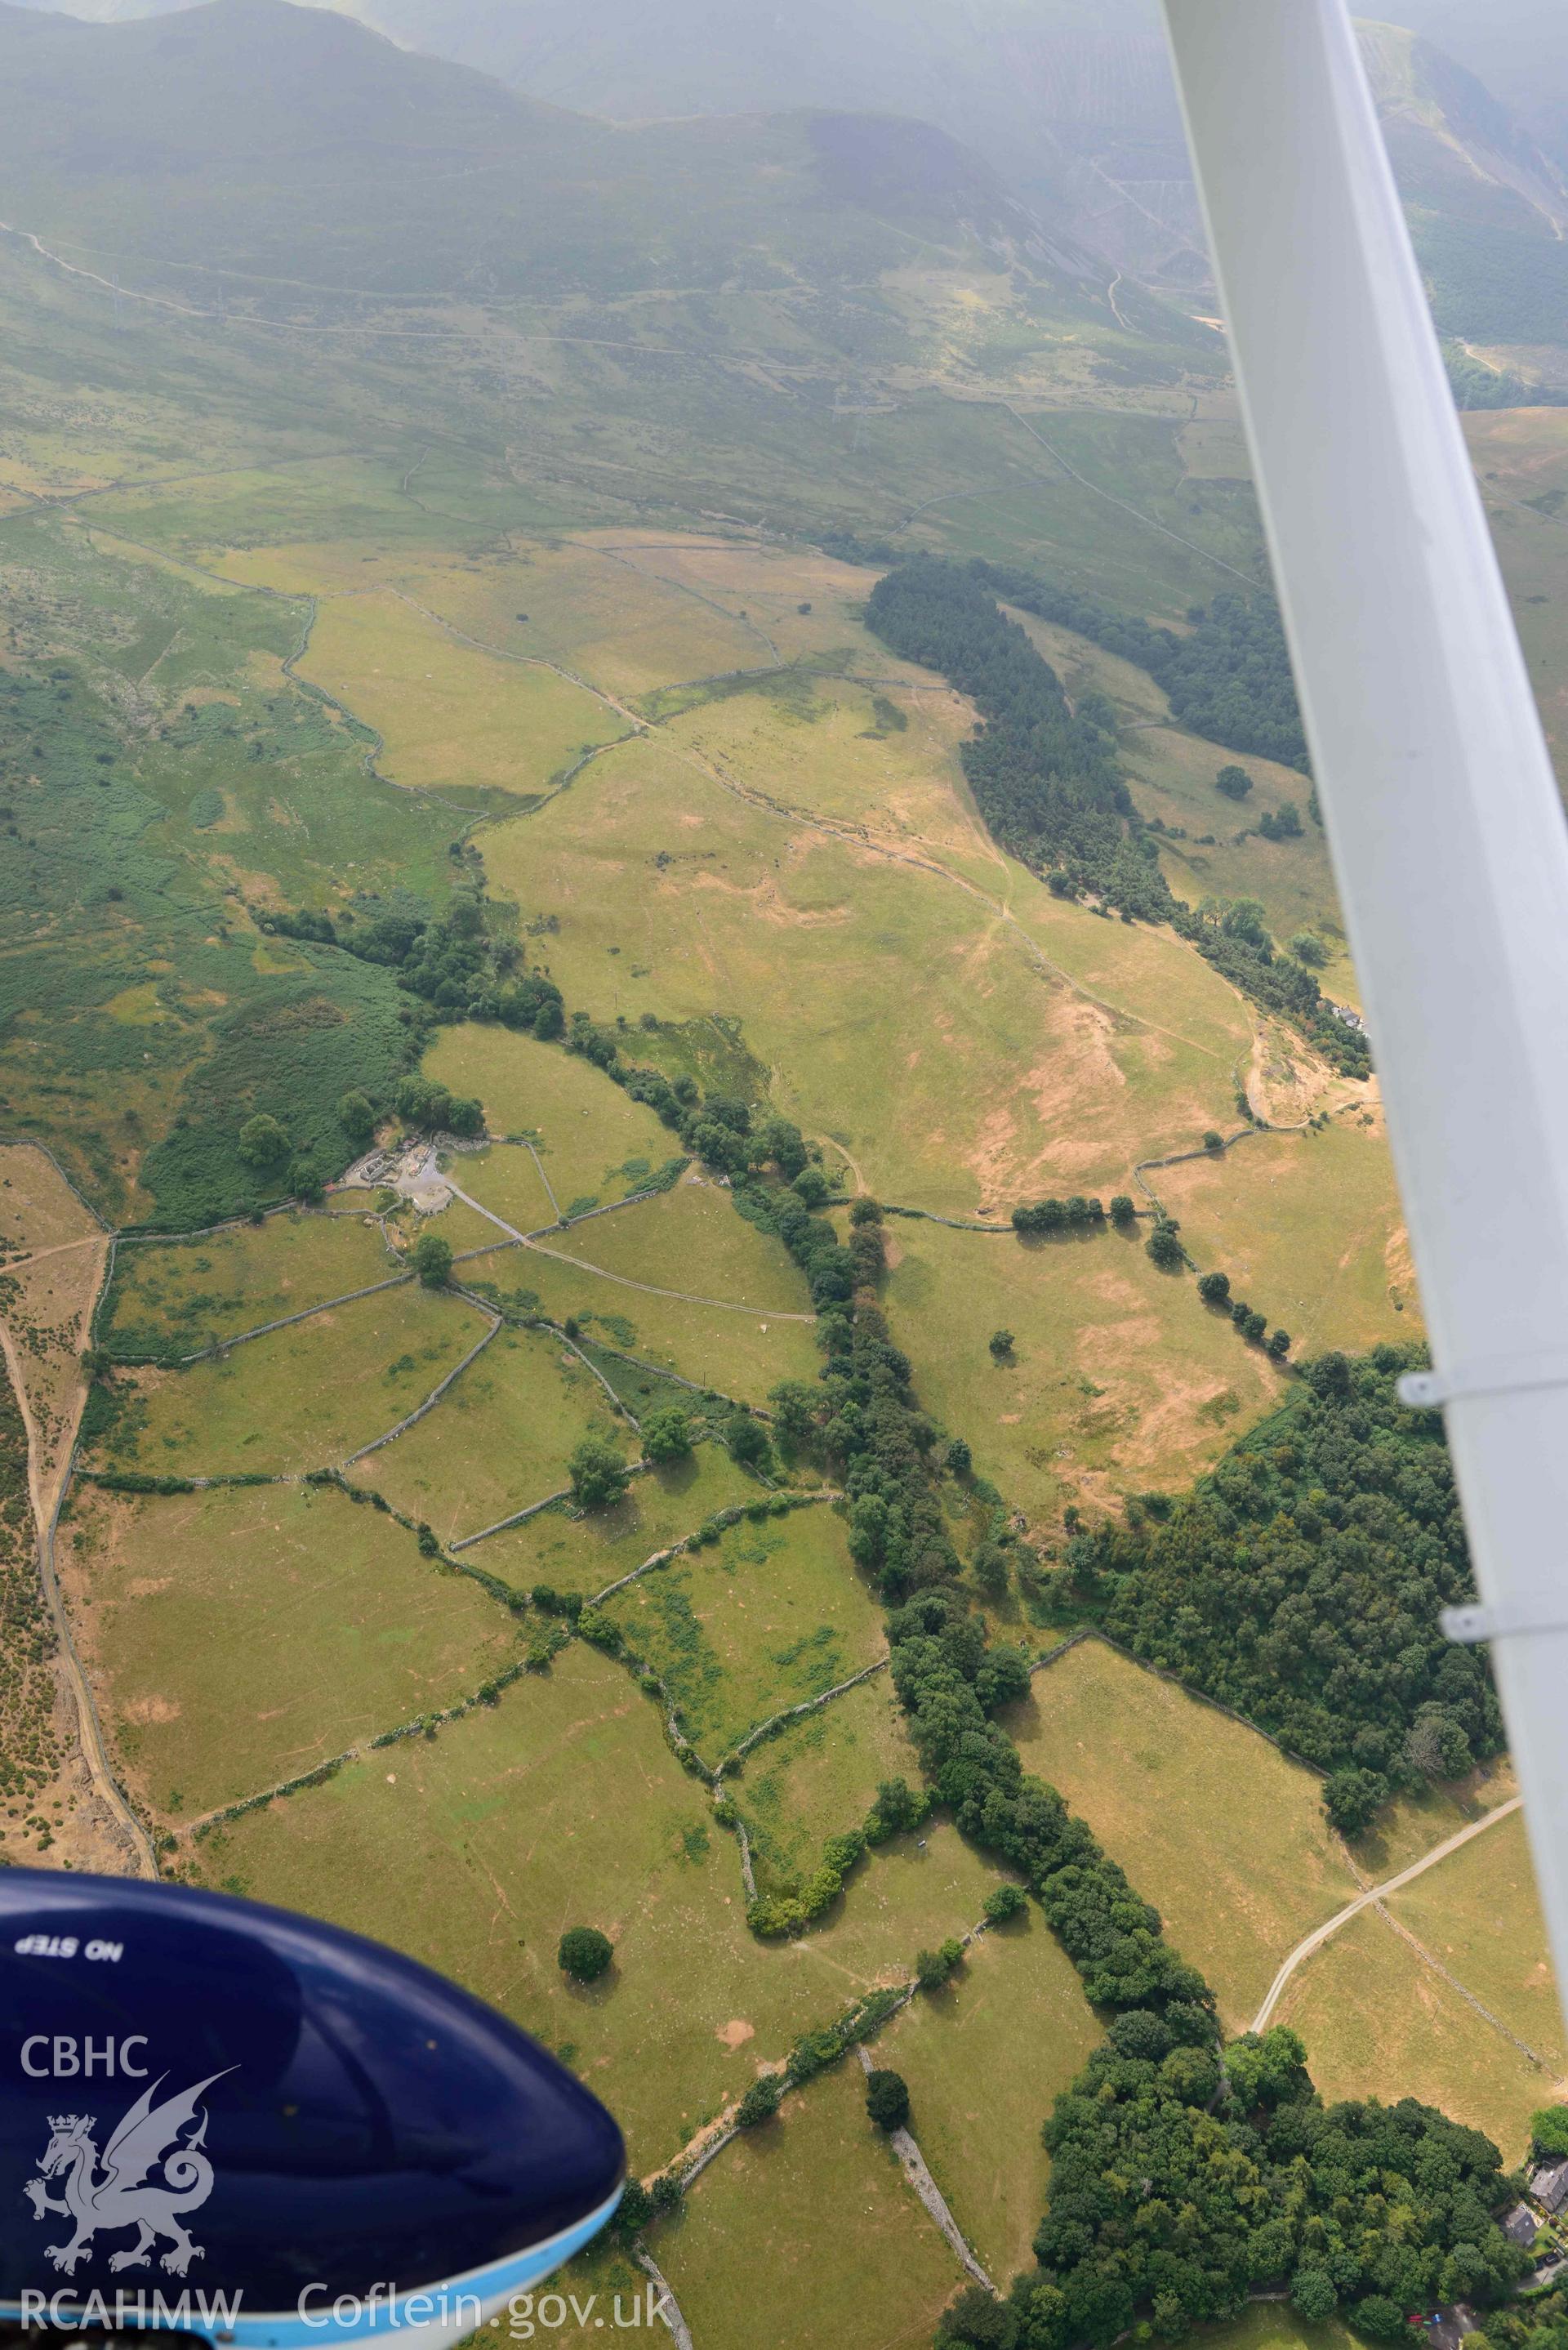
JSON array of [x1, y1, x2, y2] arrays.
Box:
[[1250, 1796, 1523, 2032]]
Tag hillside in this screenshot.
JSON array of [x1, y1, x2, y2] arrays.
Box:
[[298, 0, 1568, 342], [1360, 20, 1568, 346], [10, 0, 1568, 347], [0, 0, 1114, 310], [2, 2, 1566, 2343]]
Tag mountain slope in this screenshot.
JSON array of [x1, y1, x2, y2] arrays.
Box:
[[255, 0, 1568, 318], [1359, 20, 1568, 346], [9, 0, 1566, 350], [1379, 0, 1568, 168], [0, 0, 1111, 310]]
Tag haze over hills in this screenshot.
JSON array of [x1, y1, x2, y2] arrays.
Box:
[[11, 0, 1568, 355], [0, 0, 1117, 312]]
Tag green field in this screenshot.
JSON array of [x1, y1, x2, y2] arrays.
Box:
[[91, 1281, 490, 1477], [735, 1672, 920, 1897], [876, 1905, 1102, 2283], [60, 1478, 516, 1822], [1009, 1636, 1358, 2029], [475, 1445, 777, 1598], [223, 573, 630, 803], [662, 666, 1004, 896], [363, 1321, 634, 1542], [189, 1644, 1009, 2165], [555, 1179, 812, 1314], [1273, 1907, 1548, 2160], [461, 1230, 821, 1407], [882, 1213, 1285, 1530], [1349, 1759, 1517, 1879], [1149, 1118, 1419, 1357], [1196, 2303, 1379, 2350], [396, 533, 762, 702], [423, 1025, 677, 1211], [602, 1505, 884, 1762], [103, 1210, 397, 1358], [657, 2057, 968, 2350], [443, 1142, 560, 1237], [1389, 1807, 1565, 2085]]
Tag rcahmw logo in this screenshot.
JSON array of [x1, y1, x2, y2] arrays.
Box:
[[22, 2067, 234, 2277]]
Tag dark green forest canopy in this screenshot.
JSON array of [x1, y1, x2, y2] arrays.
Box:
[[863, 558, 1366, 1075], [1062, 1348, 1499, 1813], [966, 560, 1310, 774], [941, 2029, 1525, 2350], [864, 555, 1147, 890]]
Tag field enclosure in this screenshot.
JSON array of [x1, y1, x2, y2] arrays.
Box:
[[1016, 1634, 1552, 2156], [5, 113, 1561, 2343]]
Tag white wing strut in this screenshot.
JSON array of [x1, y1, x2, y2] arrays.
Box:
[[1157, 0, 1568, 2030]]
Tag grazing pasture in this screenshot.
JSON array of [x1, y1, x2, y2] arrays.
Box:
[[482, 732, 1251, 1215], [461, 1233, 819, 1407], [1388, 1806, 1564, 2087], [103, 1210, 395, 1358], [445, 1142, 559, 1237], [876, 1904, 1102, 2283], [423, 1026, 676, 1211], [476, 1446, 766, 1596], [62, 1478, 515, 1821], [190, 1647, 1007, 2165], [555, 1179, 811, 1316], [882, 1214, 1284, 1526], [736, 1672, 919, 1898], [1272, 1907, 1548, 2160], [279, 589, 628, 803], [91, 1280, 489, 1477], [657, 2057, 967, 2350], [363, 1321, 634, 1544], [1007, 1636, 1357, 2029], [601, 1505, 883, 1763], [1148, 1118, 1417, 1356]]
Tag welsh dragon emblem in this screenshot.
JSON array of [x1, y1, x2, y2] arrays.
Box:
[[23, 2071, 232, 2276]]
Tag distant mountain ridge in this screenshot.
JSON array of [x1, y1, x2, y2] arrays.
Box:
[[0, 0, 1107, 303], [7, 0, 1568, 350]]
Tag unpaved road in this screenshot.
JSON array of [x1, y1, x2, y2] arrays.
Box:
[[1250, 1796, 1523, 2031]]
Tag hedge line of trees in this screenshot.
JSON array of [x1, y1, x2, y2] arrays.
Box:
[[864, 560, 1368, 1077], [1060, 1346, 1500, 1831], [710, 1137, 1521, 2348]]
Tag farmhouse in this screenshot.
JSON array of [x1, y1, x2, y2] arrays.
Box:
[[1530, 2158, 1568, 2214]]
